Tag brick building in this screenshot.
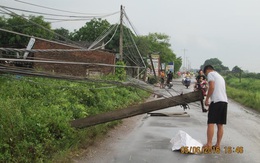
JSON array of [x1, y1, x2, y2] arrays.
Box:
[[32, 39, 116, 77]]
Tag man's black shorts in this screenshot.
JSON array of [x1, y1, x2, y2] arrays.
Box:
[[208, 102, 228, 124]]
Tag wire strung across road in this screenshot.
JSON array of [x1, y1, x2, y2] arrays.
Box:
[[0, 64, 203, 110], [0, 74, 118, 91], [0, 57, 145, 69]]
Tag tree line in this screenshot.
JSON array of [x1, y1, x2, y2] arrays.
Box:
[[200, 58, 259, 79]]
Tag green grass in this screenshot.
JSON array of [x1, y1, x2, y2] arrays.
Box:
[[225, 77, 260, 111], [0, 74, 150, 162]]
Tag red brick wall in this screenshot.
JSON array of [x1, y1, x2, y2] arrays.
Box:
[[33, 40, 115, 76]]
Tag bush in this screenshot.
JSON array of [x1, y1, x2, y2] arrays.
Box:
[[147, 76, 157, 84], [0, 74, 150, 162], [225, 76, 260, 111], [115, 61, 127, 81]]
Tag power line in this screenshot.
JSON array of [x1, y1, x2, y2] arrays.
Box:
[[124, 21, 146, 67], [123, 31, 143, 66], [0, 64, 203, 110], [0, 58, 145, 69], [1, 74, 117, 90], [0, 28, 83, 49], [14, 0, 114, 15], [0, 5, 119, 19], [0, 7, 86, 48], [0, 64, 150, 92], [88, 23, 120, 50], [1, 4, 146, 69], [123, 10, 139, 36], [0, 47, 92, 53]]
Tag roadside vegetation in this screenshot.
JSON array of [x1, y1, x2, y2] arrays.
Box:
[[0, 74, 150, 162], [225, 75, 260, 111]]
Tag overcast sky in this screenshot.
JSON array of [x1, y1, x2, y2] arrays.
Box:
[[2, 0, 260, 73]]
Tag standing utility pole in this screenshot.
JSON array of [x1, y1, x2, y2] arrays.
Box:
[[183, 48, 186, 71], [119, 5, 124, 61], [149, 54, 157, 80]]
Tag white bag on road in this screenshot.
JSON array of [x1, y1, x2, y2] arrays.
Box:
[[170, 130, 203, 153]]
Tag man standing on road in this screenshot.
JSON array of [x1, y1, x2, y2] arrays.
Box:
[[203, 65, 228, 149]]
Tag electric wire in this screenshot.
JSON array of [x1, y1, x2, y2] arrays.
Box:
[[121, 20, 143, 67], [0, 58, 143, 69], [123, 29, 143, 66], [0, 4, 202, 110], [0, 5, 119, 19], [122, 18, 145, 68], [123, 52, 139, 66], [0, 28, 83, 49], [88, 23, 119, 50], [123, 10, 139, 36], [87, 24, 116, 49], [0, 64, 203, 110], [125, 26, 146, 68], [14, 0, 113, 15], [0, 7, 86, 49], [91, 24, 120, 51], [122, 33, 140, 66], [0, 74, 117, 90]]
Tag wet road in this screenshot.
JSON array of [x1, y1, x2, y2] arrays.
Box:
[[75, 78, 260, 163]]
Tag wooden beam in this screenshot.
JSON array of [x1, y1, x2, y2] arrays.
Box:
[[70, 91, 203, 128]]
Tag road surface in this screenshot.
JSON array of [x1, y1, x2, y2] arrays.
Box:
[[73, 78, 260, 163]]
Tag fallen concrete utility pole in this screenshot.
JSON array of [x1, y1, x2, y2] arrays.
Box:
[[70, 91, 203, 128]]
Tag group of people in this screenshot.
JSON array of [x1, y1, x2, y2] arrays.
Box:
[[194, 70, 208, 96], [160, 70, 173, 89], [193, 66, 228, 150], [160, 65, 228, 150]]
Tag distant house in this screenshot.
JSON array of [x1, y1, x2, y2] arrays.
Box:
[[32, 39, 116, 77]]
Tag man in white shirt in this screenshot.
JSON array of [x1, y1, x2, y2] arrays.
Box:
[[203, 65, 228, 149]]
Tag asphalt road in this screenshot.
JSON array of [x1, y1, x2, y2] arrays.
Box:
[[74, 78, 260, 163]]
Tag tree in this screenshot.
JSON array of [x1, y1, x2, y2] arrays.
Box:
[[136, 33, 180, 72], [23, 15, 53, 39], [200, 58, 229, 72], [232, 66, 243, 73], [174, 57, 182, 73], [53, 27, 71, 41], [0, 16, 9, 46], [232, 65, 243, 82], [71, 18, 110, 42], [0, 15, 53, 47]]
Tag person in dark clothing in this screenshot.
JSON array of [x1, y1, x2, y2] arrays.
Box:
[[196, 69, 206, 83], [195, 69, 207, 91], [166, 71, 173, 84]]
